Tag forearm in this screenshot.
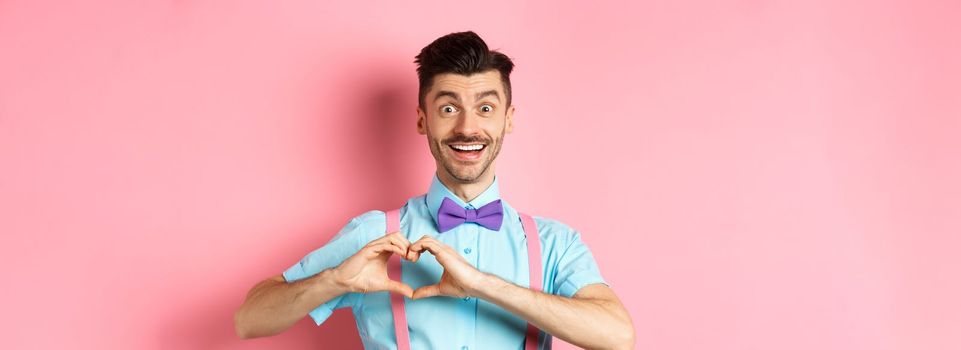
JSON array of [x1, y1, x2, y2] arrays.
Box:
[[234, 269, 346, 338], [472, 274, 634, 350]]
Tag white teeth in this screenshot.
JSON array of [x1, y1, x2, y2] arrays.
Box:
[[451, 144, 484, 151]]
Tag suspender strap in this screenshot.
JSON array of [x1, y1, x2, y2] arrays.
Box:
[[519, 212, 543, 350], [385, 209, 411, 350], [385, 209, 543, 350]]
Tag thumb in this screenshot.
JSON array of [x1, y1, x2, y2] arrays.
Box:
[[385, 280, 414, 299], [412, 284, 442, 300]]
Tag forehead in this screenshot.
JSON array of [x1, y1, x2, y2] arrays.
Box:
[[428, 70, 504, 101]]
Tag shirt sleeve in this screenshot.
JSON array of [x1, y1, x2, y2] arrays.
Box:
[[282, 210, 386, 325], [552, 230, 608, 298]]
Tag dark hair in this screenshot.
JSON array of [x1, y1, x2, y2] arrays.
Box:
[[415, 31, 515, 109]]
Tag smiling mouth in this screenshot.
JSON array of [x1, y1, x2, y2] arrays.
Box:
[[447, 143, 487, 160], [449, 144, 485, 151]]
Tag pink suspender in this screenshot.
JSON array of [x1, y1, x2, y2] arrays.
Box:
[[384, 209, 411, 350], [519, 213, 543, 350], [384, 208, 543, 350]]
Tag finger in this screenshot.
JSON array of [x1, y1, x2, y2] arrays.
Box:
[[412, 239, 464, 267], [407, 235, 441, 261], [365, 233, 393, 246], [368, 232, 413, 260], [406, 237, 426, 262], [366, 232, 411, 253], [385, 280, 414, 299], [412, 284, 442, 299], [410, 238, 446, 257], [384, 233, 414, 260], [408, 236, 434, 253], [409, 242, 439, 264], [366, 231, 410, 248], [368, 243, 407, 258], [385, 231, 411, 247]]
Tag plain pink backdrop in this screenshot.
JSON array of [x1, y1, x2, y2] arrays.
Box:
[[1, 0, 959, 349]]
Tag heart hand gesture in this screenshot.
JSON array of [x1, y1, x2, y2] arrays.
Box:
[[332, 232, 416, 298], [408, 236, 487, 299]]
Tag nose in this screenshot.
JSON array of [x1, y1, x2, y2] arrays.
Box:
[[452, 110, 480, 136]]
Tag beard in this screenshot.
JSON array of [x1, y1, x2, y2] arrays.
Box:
[[426, 125, 505, 184]]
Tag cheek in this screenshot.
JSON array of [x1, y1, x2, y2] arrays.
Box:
[[428, 118, 456, 137], [425, 125, 447, 145], [483, 119, 506, 136]]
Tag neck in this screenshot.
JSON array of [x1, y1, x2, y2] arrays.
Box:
[[436, 169, 495, 203]]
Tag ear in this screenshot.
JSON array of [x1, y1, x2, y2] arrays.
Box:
[[505, 104, 515, 134], [416, 105, 427, 135]]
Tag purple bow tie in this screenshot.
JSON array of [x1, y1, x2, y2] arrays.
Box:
[[436, 197, 504, 233]]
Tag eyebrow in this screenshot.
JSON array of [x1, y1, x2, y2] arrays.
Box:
[[432, 90, 501, 103], [475, 90, 501, 102], [433, 90, 459, 103]]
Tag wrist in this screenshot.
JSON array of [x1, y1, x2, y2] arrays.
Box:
[[312, 268, 350, 295], [469, 272, 504, 299]]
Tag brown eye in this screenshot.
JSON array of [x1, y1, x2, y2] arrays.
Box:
[[480, 104, 493, 113], [441, 105, 457, 113]]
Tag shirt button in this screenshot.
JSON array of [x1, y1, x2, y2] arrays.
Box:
[[461, 346, 469, 350], [463, 296, 470, 301], [463, 247, 472, 254]]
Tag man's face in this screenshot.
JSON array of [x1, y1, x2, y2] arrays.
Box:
[[417, 70, 515, 184]]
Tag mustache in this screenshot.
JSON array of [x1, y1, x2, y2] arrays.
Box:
[[442, 135, 490, 145]]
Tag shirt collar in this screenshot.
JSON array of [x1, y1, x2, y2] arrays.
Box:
[[426, 173, 502, 229]]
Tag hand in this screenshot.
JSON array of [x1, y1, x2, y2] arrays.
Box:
[[408, 235, 487, 299], [332, 232, 416, 298]]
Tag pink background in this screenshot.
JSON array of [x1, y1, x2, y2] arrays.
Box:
[[1, 0, 959, 349]]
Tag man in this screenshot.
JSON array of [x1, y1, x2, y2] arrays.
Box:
[[234, 31, 635, 349]]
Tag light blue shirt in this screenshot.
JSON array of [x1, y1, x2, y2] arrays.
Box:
[[283, 175, 607, 349]]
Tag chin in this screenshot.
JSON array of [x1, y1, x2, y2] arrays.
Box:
[[445, 165, 486, 183], [450, 171, 483, 183]]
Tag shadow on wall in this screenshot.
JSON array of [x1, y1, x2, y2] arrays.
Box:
[[160, 54, 424, 349], [337, 60, 428, 210]]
